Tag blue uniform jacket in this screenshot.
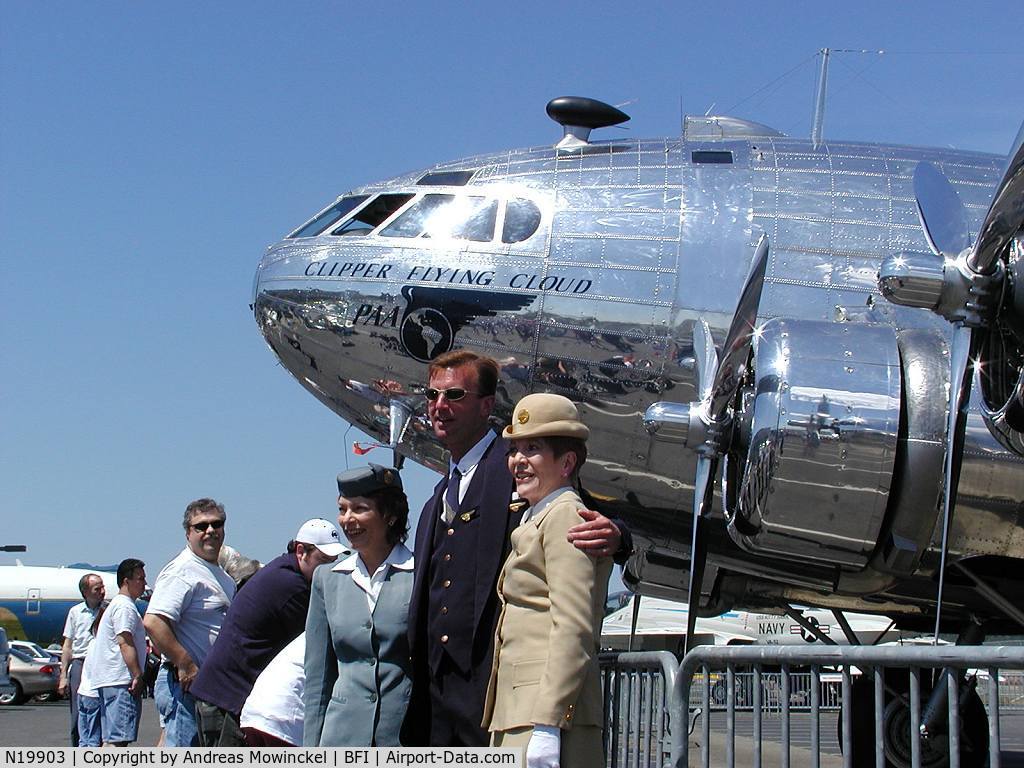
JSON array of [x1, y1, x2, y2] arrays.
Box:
[[405, 433, 518, 744]]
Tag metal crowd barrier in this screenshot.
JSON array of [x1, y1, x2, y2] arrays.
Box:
[[673, 644, 1024, 768], [600, 651, 678, 768]]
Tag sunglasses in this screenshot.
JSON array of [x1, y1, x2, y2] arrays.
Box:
[[190, 519, 225, 533], [424, 387, 484, 402]]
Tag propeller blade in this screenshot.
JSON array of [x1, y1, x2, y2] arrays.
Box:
[[684, 455, 716, 655], [692, 452, 713, 520], [971, 121, 1024, 275], [913, 161, 971, 257], [933, 324, 975, 641], [682, 237, 769, 655], [628, 594, 641, 652], [692, 318, 717, 401], [708, 235, 770, 418]]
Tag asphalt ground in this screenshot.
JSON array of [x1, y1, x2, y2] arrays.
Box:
[[0, 699, 162, 747], [2, 699, 1023, 766]]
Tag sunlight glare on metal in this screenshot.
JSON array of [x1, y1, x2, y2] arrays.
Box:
[[423, 197, 485, 240], [773, 351, 789, 375]]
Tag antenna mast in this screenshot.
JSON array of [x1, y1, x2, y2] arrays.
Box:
[[811, 47, 830, 149]]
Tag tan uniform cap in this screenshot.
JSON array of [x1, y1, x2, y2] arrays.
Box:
[[502, 393, 589, 441]]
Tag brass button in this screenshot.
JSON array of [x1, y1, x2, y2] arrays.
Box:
[[441, 634, 449, 643], [444, 554, 452, 561], [447, 528, 455, 536], [443, 579, 451, 588], [441, 606, 448, 614]]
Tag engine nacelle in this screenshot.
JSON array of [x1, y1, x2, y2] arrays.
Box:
[[725, 319, 902, 569]]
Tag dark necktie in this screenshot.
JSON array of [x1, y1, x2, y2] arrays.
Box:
[[443, 466, 462, 524]]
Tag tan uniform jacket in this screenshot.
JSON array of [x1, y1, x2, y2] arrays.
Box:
[[482, 489, 612, 731]]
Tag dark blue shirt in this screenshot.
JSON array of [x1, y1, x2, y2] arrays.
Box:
[[191, 552, 309, 715]]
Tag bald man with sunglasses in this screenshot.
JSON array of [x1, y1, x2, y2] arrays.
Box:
[[405, 350, 631, 748], [144, 498, 236, 747]]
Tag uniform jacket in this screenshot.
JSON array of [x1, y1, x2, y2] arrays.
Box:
[[482, 489, 613, 732], [405, 432, 518, 742], [303, 554, 413, 747]]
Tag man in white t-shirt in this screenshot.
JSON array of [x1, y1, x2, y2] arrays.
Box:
[[58, 573, 105, 746], [143, 498, 235, 747], [83, 558, 148, 746]]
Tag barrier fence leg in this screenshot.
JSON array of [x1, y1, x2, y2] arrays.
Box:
[[874, 666, 884, 768]]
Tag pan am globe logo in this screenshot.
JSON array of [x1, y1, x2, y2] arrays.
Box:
[[398, 285, 535, 362], [401, 307, 454, 363]]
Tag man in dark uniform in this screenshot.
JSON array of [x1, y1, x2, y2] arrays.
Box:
[[406, 350, 630, 747]]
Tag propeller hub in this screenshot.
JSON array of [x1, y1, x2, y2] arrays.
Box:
[[878, 251, 945, 310], [878, 250, 1003, 328], [643, 401, 698, 446]]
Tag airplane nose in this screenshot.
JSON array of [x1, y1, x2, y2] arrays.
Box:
[[251, 235, 431, 459], [252, 178, 551, 477]]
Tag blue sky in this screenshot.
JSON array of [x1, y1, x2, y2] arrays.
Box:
[[3, 1, 1021, 576]]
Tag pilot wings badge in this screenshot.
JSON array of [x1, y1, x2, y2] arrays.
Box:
[[398, 285, 535, 362]]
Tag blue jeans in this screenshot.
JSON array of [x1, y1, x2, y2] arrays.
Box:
[[154, 667, 197, 747], [99, 684, 141, 744], [77, 694, 102, 747]]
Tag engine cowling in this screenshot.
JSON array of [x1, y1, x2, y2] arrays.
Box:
[[725, 319, 902, 569]]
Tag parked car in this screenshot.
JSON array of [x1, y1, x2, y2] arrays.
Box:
[[0, 629, 14, 702], [7, 641, 62, 699], [0, 648, 60, 705], [9, 640, 61, 665]]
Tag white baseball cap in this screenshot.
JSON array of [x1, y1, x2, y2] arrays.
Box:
[[295, 518, 347, 557]]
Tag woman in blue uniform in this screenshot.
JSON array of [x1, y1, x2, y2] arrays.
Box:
[[303, 463, 414, 746]]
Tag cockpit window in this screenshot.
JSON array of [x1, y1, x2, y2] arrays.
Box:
[[380, 194, 498, 242], [417, 170, 475, 186], [502, 198, 542, 243], [330, 193, 414, 237], [288, 195, 369, 238]]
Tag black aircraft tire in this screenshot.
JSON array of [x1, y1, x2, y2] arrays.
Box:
[[839, 672, 989, 768]]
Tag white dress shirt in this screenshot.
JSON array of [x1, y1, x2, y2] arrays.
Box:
[[332, 543, 415, 612], [442, 430, 497, 520]]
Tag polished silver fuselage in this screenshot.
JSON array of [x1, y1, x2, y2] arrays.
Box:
[[254, 119, 1024, 626]]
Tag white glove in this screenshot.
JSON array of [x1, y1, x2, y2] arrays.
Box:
[[526, 725, 561, 768]]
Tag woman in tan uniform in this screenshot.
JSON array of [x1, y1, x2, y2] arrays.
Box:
[[482, 393, 612, 768]]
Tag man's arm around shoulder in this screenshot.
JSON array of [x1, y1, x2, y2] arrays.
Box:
[[567, 509, 633, 563]]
